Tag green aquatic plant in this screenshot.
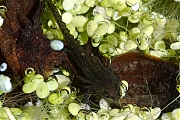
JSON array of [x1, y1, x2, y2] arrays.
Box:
[[42, 0, 180, 60], [0, 5, 6, 26], [0, 62, 12, 95], [23, 68, 59, 98], [160, 75, 180, 119], [1, 0, 180, 119], [0, 67, 178, 119]]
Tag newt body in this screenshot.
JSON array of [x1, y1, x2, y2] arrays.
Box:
[[45, 0, 122, 101]]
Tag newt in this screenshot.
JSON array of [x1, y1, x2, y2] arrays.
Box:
[[45, 0, 122, 101]]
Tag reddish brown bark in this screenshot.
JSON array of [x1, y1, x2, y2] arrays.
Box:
[[0, 0, 70, 78], [111, 51, 179, 110]]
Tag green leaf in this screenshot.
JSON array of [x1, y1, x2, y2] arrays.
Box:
[[106, 34, 118, 47], [91, 35, 102, 47], [99, 44, 110, 53], [111, 0, 127, 11], [10, 108, 22, 116], [172, 108, 180, 119], [154, 41, 166, 51], [24, 68, 36, 83], [47, 80, 59, 91], [71, 16, 87, 27], [0, 108, 8, 119], [48, 93, 63, 104], [77, 32, 89, 45], [94, 23, 108, 36], [22, 81, 40, 93], [36, 82, 49, 98], [86, 20, 98, 37], [68, 103, 81, 116]]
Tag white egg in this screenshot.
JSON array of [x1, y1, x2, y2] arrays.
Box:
[[172, 108, 180, 119], [62, 0, 76, 11], [50, 40, 64, 51], [0, 62, 7, 72], [131, 3, 140, 11], [0, 16, 4, 27], [0, 74, 12, 93], [99, 98, 109, 110], [170, 42, 180, 50]]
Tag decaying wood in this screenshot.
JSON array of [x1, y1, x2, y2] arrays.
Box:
[[0, 0, 71, 78], [111, 51, 180, 111]]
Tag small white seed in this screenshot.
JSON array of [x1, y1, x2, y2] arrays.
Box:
[[50, 40, 64, 51], [0, 62, 7, 72]]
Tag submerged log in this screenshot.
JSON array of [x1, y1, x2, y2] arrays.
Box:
[[111, 51, 180, 111], [0, 0, 71, 78]]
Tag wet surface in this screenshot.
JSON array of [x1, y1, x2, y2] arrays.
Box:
[[111, 51, 180, 111]]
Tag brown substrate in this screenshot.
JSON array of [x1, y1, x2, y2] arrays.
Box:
[[111, 51, 180, 112]]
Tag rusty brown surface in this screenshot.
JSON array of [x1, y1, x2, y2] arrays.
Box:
[[0, 0, 71, 78], [111, 51, 179, 111]]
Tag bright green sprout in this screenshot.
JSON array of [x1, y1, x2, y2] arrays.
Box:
[[23, 68, 60, 98]]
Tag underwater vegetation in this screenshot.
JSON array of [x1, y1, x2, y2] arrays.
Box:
[[0, 0, 180, 119]]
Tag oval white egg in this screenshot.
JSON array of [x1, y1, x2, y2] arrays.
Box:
[[170, 42, 180, 50], [0, 74, 12, 93], [0, 62, 7, 72], [50, 40, 64, 51]]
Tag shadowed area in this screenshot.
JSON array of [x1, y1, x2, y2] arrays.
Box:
[[111, 51, 180, 111]]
